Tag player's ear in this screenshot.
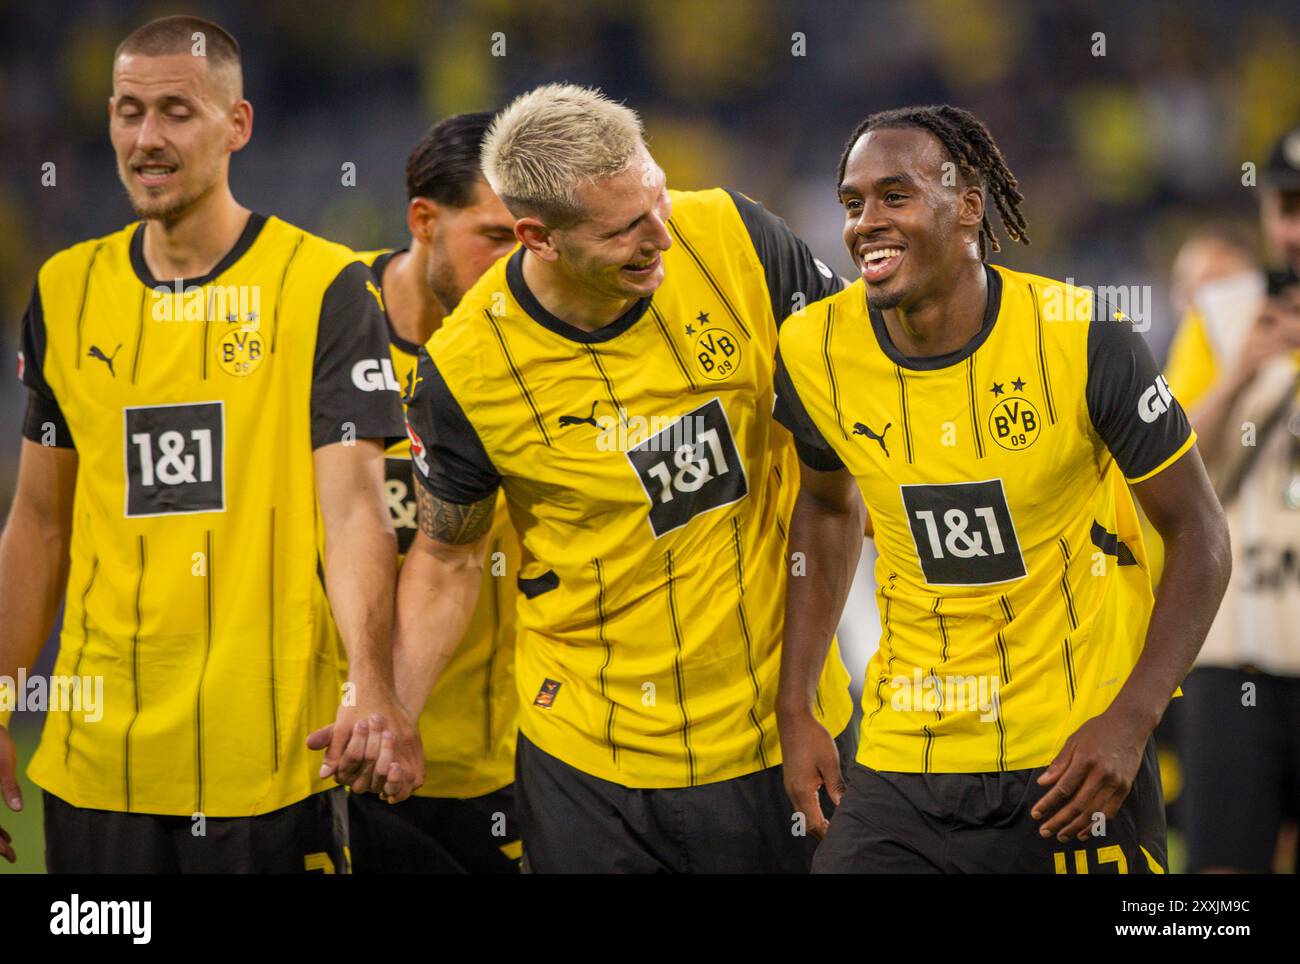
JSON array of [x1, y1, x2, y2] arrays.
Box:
[[408, 197, 438, 244], [516, 218, 558, 262], [228, 99, 253, 153], [958, 184, 985, 229]]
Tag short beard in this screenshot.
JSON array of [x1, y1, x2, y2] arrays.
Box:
[[865, 284, 907, 312], [425, 243, 463, 314], [122, 171, 213, 227]]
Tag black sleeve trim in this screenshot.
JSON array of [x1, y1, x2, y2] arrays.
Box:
[[404, 348, 502, 505], [22, 391, 74, 448], [311, 261, 407, 450], [725, 188, 842, 327], [773, 351, 845, 472], [19, 281, 54, 398], [18, 281, 74, 447], [1085, 295, 1193, 480]]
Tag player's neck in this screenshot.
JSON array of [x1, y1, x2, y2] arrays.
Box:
[[141, 185, 251, 282], [521, 250, 638, 332], [383, 247, 446, 347], [882, 260, 988, 358]]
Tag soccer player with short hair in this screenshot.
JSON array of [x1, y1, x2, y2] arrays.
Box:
[[774, 105, 1231, 873], [345, 113, 524, 873], [0, 15, 412, 871], [393, 84, 855, 872]]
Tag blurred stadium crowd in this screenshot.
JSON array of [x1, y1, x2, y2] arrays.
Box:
[[1, 0, 1298, 872]]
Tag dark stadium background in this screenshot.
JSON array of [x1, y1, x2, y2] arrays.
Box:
[[1, 0, 1297, 873]]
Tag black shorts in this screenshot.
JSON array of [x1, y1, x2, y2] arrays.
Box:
[[814, 736, 1167, 873], [348, 783, 520, 873], [515, 725, 858, 873], [43, 788, 350, 874], [1179, 666, 1300, 872]]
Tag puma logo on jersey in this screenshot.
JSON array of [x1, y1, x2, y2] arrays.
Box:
[[853, 420, 891, 457], [351, 358, 401, 392], [1137, 375, 1173, 423], [87, 343, 122, 377], [558, 401, 599, 429], [365, 279, 385, 313]]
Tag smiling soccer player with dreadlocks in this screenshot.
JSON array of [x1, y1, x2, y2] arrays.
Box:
[[773, 104, 1232, 872]]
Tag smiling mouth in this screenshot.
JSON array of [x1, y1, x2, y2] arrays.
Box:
[[133, 164, 177, 187], [860, 246, 905, 283], [622, 254, 661, 275]]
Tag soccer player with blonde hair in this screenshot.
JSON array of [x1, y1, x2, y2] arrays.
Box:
[[381, 83, 856, 872]]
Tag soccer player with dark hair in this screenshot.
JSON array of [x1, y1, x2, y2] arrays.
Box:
[[774, 105, 1231, 872], [0, 14, 412, 871], [341, 113, 524, 872], [355, 84, 855, 873]]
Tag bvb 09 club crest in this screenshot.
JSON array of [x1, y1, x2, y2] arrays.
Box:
[[988, 394, 1041, 451], [217, 325, 265, 377]]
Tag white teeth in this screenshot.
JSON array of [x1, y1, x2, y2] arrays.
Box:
[[864, 247, 902, 264]]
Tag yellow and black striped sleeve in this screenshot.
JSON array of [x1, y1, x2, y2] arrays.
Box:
[[773, 350, 845, 472], [404, 347, 502, 505], [725, 188, 842, 325], [1085, 295, 1195, 483], [310, 261, 406, 449]]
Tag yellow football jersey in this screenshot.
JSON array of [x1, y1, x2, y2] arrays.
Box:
[[404, 189, 854, 788], [776, 265, 1196, 773], [15, 214, 405, 816], [354, 249, 520, 799]]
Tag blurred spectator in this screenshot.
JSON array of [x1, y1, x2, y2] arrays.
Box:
[[1163, 124, 1300, 873]]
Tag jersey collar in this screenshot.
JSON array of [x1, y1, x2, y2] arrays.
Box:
[[129, 212, 268, 289], [506, 247, 653, 344], [867, 263, 1003, 371]]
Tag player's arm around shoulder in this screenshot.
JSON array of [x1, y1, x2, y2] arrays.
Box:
[[724, 188, 846, 329]]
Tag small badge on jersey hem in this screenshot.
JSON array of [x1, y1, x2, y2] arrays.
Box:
[[533, 678, 562, 709]]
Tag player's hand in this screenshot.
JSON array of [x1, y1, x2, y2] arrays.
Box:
[[1032, 710, 1148, 842], [778, 710, 845, 841], [0, 726, 22, 863], [309, 695, 424, 802], [307, 716, 411, 801]]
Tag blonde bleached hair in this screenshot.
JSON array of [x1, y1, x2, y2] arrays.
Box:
[[482, 83, 645, 227]]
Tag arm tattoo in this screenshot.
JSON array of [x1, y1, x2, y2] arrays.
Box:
[[416, 482, 495, 545]]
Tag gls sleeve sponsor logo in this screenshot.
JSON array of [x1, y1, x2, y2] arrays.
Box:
[[1137, 374, 1174, 423], [351, 358, 401, 392]]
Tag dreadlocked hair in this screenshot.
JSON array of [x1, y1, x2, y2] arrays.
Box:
[[836, 105, 1030, 260]]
